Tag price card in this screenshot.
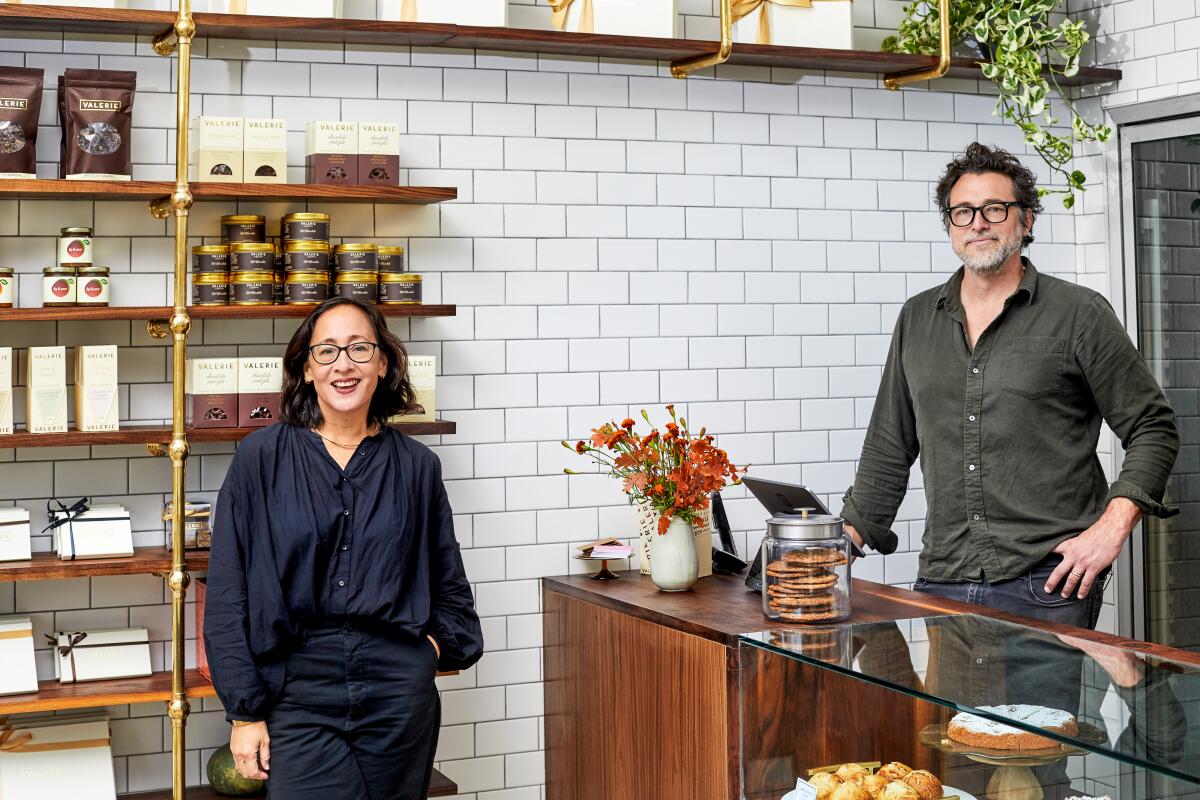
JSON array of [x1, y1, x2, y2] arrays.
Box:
[[792, 777, 817, 800]]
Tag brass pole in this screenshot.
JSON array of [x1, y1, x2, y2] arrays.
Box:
[[154, 2, 195, 799], [670, 0, 733, 78], [883, 0, 951, 90]]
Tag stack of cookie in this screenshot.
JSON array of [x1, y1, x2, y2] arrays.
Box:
[[764, 547, 848, 623]]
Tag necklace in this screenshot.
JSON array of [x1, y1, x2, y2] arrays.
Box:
[[313, 425, 378, 449]]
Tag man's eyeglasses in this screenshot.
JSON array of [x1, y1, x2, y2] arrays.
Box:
[[308, 342, 379, 365], [946, 201, 1025, 228]]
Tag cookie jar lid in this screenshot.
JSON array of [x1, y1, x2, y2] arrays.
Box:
[[766, 507, 845, 541]]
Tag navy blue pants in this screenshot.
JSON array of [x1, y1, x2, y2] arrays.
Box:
[[265, 621, 441, 800]]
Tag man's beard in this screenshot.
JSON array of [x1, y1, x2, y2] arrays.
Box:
[[953, 225, 1025, 275]]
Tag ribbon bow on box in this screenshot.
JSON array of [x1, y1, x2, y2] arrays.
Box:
[[732, 0, 841, 45], [42, 497, 90, 562], [548, 0, 594, 33]]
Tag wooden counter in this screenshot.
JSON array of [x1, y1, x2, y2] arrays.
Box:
[[542, 572, 1200, 800]]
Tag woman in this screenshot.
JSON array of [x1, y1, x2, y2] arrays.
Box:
[[204, 297, 483, 799]]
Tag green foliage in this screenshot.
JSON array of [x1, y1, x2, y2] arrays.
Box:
[[882, 0, 1111, 208]]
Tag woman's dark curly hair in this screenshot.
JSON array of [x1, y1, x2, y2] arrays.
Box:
[[936, 142, 1043, 248], [280, 297, 417, 429]]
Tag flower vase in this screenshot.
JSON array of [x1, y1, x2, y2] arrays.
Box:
[[637, 501, 712, 577], [648, 516, 699, 592]]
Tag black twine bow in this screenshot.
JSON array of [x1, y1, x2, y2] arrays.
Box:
[[43, 498, 90, 561]]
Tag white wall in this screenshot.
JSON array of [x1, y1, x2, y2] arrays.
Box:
[[0, 0, 1157, 796]]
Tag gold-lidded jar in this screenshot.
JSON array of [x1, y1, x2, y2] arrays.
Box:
[[58, 226, 93, 267], [192, 244, 230, 274], [377, 244, 405, 274], [285, 271, 332, 306], [230, 270, 276, 306], [230, 241, 275, 273], [192, 272, 230, 306], [282, 212, 331, 243], [221, 214, 266, 244], [334, 243, 378, 273], [334, 270, 379, 304], [0, 267, 13, 308], [42, 265, 77, 307], [285, 240, 331, 272], [378, 273, 422, 305], [76, 266, 110, 306]]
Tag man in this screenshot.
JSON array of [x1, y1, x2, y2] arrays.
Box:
[[840, 142, 1179, 630]]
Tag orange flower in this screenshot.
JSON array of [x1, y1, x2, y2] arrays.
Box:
[[621, 418, 635, 430], [575, 441, 587, 454]]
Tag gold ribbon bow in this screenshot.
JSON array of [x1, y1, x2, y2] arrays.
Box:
[[228, 0, 247, 12], [0, 726, 109, 753], [732, 0, 823, 45], [400, 0, 417, 21], [0, 728, 33, 752], [548, 0, 594, 33]]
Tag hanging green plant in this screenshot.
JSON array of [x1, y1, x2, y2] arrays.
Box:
[[881, 0, 1111, 209]]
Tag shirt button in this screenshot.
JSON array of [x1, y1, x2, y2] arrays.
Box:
[[337, 580, 345, 587], [976, 658, 984, 665], [973, 514, 981, 521], [972, 368, 980, 374], [969, 415, 976, 421], [968, 464, 976, 471], [341, 545, 349, 551], [360, 450, 366, 456], [343, 509, 350, 517]]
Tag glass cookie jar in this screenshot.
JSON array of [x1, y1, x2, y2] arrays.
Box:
[[761, 508, 851, 624]]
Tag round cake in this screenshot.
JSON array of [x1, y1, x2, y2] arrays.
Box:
[[947, 704, 1078, 750]]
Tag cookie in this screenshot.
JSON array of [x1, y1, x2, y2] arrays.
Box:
[[775, 574, 839, 591], [779, 607, 842, 623], [783, 549, 848, 567]]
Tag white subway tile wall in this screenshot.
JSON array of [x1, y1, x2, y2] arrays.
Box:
[[0, 0, 1155, 796]]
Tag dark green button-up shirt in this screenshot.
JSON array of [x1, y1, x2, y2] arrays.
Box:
[[840, 260, 1179, 582]]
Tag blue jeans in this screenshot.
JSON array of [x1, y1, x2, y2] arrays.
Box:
[[265, 621, 441, 800], [911, 555, 1110, 630]]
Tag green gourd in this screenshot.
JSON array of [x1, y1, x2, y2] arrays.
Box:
[[206, 744, 267, 797]]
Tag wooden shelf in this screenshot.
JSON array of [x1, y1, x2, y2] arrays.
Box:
[[119, 768, 458, 798], [0, 304, 456, 322], [0, 420, 456, 449], [0, 6, 1121, 87], [0, 179, 456, 204], [0, 547, 209, 583], [0, 669, 214, 715]]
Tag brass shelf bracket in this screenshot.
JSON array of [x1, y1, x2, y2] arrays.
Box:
[[883, 0, 951, 90], [671, 0, 733, 78], [146, 319, 169, 339], [145, 443, 167, 457]]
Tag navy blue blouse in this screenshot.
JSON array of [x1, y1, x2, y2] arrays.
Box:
[[203, 423, 484, 722]]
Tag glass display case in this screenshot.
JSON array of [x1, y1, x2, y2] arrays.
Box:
[[739, 615, 1200, 800]]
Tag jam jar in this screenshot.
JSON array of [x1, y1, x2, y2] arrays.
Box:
[[59, 227, 93, 267], [761, 508, 851, 624], [0, 267, 13, 308], [42, 266, 77, 307], [76, 266, 110, 306]]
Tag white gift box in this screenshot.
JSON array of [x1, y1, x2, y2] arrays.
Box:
[[0, 718, 116, 800], [381, 0, 507, 26], [201, 0, 343, 15], [53, 628, 152, 684], [0, 508, 31, 562], [732, 0, 853, 49], [549, 0, 678, 39], [51, 504, 134, 561], [0, 617, 38, 696]]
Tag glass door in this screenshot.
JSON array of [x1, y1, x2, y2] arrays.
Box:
[[1123, 117, 1200, 652]]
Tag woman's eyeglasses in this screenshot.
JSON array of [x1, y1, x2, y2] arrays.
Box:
[[308, 342, 379, 364]]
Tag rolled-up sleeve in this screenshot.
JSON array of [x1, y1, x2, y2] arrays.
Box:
[[1075, 295, 1180, 518], [839, 306, 915, 555], [425, 458, 484, 672], [204, 460, 272, 722]]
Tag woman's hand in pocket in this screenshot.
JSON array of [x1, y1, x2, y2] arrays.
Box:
[[230, 721, 270, 781]]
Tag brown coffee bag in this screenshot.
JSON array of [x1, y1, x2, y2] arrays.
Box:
[[59, 68, 136, 181], [0, 67, 44, 179]]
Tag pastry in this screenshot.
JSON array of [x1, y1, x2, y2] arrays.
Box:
[[902, 770, 943, 800], [877, 762, 912, 782], [947, 704, 1077, 750], [834, 763, 869, 783], [808, 771, 842, 800], [830, 781, 871, 800], [878, 781, 920, 800], [857, 773, 889, 798]]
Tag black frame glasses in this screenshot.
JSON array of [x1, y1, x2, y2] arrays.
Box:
[[945, 201, 1026, 228], [308, 342, 380, 365]]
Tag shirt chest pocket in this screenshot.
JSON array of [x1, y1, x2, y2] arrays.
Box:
[[1001, 337, 1066, 400]]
